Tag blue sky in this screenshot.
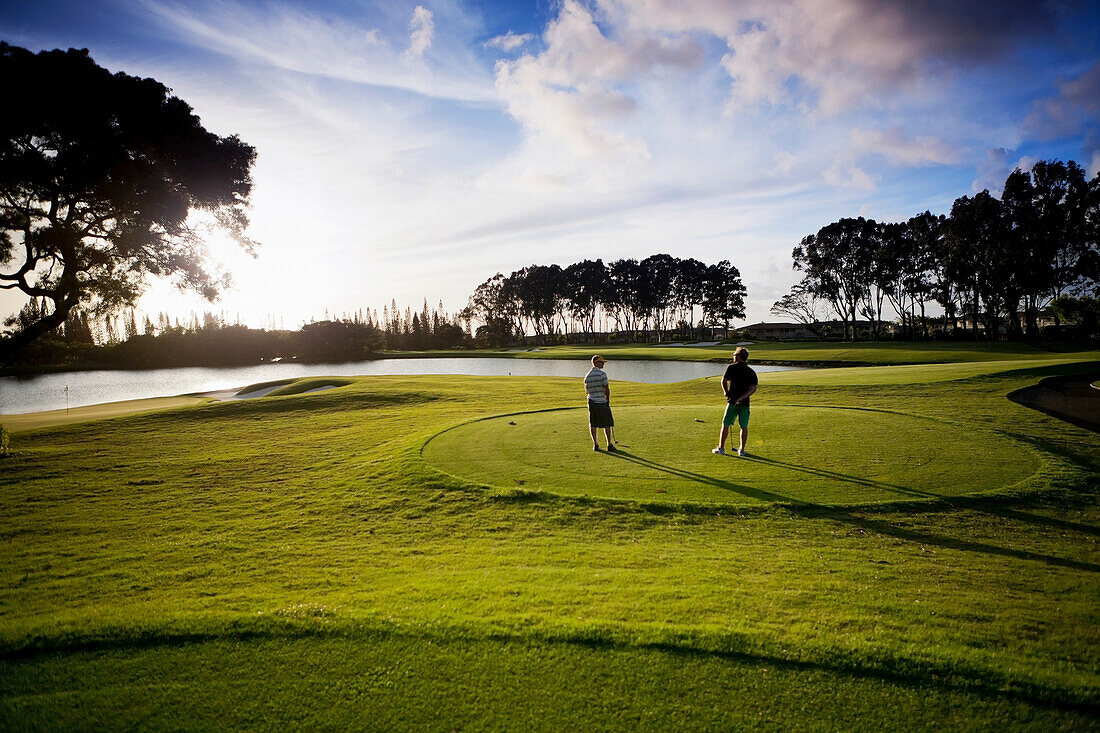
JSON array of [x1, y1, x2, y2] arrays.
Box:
[[2, 0, 1098, 327]]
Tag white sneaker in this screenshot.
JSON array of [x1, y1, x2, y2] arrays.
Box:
[[711, 447, 725, 455]]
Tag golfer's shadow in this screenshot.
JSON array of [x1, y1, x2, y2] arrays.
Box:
[[611, 448, 1099, 573], [607, 448, 787, 503], [747, 453, 1100, 537], [744, 455, 938, 500]]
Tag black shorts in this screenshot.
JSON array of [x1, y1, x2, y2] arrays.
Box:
[[588, 400, 614, 428]]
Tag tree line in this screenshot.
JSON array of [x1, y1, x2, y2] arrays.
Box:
[[2, 299, 479, 372], [462, 256, 746, 346], [775, 159, 1100, 340]]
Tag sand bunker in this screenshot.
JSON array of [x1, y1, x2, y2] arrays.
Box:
[[1009, 373, 1100, 433]]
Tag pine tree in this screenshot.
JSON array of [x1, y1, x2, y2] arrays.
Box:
[[104, 317, 118, 344], [124, 309, 138, 340], [6, 298, 41, 332], [79, 312, 94, 344]]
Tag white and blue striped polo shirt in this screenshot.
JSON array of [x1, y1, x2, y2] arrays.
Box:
[[584, 367, 609, 403]]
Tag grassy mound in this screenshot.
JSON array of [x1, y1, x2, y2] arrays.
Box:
[[236, 378, 296, 395], [265, 378, 353, 397], [423, 405, 1040, 506]]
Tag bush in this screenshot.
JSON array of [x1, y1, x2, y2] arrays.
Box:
[[1050, 295, 1099, 339]]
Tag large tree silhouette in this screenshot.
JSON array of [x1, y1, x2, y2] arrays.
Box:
[[0, 44, 256, 361], [702, 260, 746, 336], [563, 259, 607, 336], [792, 217, 878, 339]]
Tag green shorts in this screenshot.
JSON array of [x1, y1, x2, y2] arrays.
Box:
[[722, 403, 750, 428]]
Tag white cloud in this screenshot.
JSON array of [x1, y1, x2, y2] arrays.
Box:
[[772, 151, 797, 175], [972, 147, 1010, 194], [971, 149, 1036, 195], [140, 0, 494, 102], [824, 160, 877, 191], [407, 5, 434, 57], [493, 0, 701, 160], [849, 127, 960, 166], [1026, 62, 1100, 173], [597, 0, 1061, 115], [1026, 62, 1100, 139], [817, 126, 955, 195], [485, 31, 534, 52]]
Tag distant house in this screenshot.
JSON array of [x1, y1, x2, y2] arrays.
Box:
[[955, 309, 1069, 334], [813, 319, 891, 339], [1034, 308, 1073, 328], [740, 322, 818, 340]]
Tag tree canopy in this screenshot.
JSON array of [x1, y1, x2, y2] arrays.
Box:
[[0, 43, 257, 361], [782, 159, 1099, 340], [465, 255, 746, 344]]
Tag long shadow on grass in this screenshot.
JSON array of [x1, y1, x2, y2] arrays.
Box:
[[4, 626, 1094, 715], [751, 454, 1100, 539], [798, 507, 1100, 573], [941, 428, 1100, 538], [748, 455, 938, 501], [627, 639, 1100, 715], [975, 504, 1100, 538], [744, 456, 1100, 574], [607, 449, 786, 503], [609, 450, 1099, 573]]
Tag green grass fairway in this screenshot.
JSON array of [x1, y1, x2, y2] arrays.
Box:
[[425, 405, 1040, 506], [1, 349, 1098, 729]]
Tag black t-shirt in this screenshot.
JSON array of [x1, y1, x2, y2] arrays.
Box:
[[723, 362, 758, 405]]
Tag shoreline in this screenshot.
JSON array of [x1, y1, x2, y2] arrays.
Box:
[[2, 340, 1085, 378], [1, 383, 342, 432]]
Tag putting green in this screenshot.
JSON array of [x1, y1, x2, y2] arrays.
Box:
[[422, 405, 1041, 506]]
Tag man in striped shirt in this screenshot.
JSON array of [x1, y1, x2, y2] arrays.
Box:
[[584, 354, 616, 452]]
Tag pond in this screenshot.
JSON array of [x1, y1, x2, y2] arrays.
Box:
[[0, 358, 803, 415]]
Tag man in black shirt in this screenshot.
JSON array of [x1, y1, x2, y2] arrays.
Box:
[[712, 346, 757, 457]]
